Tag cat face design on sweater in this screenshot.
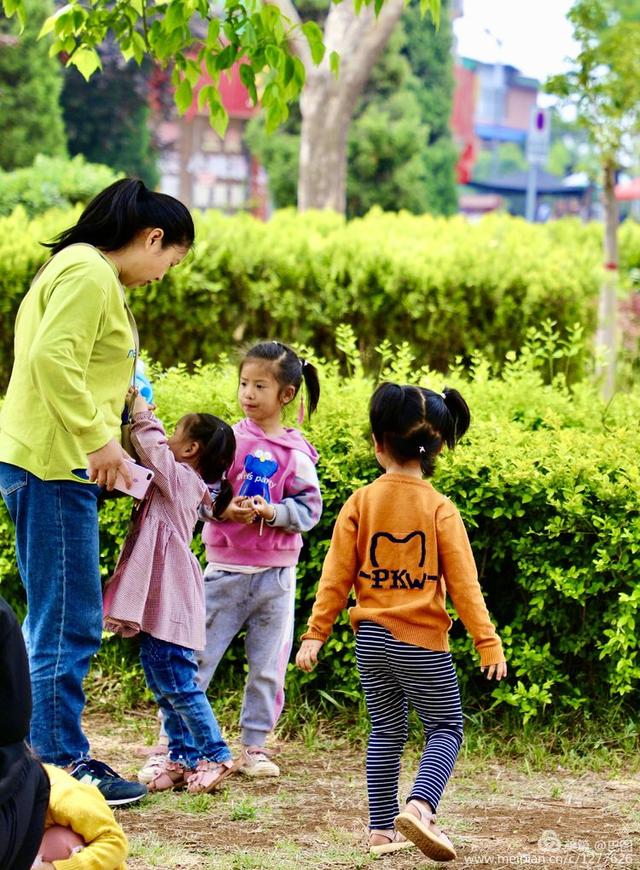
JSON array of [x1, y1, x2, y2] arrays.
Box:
[[358, 531, 439, 590], [238, 450, 279, 502]]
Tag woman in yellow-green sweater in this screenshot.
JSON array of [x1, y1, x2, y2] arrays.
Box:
[[0, 179, 193, 807]]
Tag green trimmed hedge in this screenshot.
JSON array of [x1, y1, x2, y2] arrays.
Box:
[[2, 332, 639, 722], [4, 208, 640, 389]]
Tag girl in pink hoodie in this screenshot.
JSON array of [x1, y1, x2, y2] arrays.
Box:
[[198, 341, 322, 778]]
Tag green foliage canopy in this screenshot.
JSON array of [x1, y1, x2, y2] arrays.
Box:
[[62, 55, 159, 187], [0, 0, 66, 170], [546, 0, 640, 167], [1, 0, 440, 134]]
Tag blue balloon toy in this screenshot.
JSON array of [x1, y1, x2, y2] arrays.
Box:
[[135, 360, 154, 403]]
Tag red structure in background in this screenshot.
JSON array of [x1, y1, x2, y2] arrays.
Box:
[[451, 64, 476, 184], [450, 57, 538, 186], [151, 62, 269, 218]]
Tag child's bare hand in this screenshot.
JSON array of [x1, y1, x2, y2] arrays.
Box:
[[223, 496, 257, 524], [481, 660, 508, 681], [249, 495, 276, 521], [296, 639, 323, 672], [129, 388, 151, 415]]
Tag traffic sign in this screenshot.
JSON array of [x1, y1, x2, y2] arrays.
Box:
[[526, 107, 551, 166]]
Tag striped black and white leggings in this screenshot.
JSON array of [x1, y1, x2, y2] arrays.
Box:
[[356, 621, 464, 831]]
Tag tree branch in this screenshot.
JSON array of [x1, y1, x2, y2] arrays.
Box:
[[324, 0, 405, 112]]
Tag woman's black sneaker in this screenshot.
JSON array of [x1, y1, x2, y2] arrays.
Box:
[[70, 758, 148, 806]]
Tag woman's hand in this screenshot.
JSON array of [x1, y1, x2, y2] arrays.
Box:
[[249, 495, 276, 522], [222, 496, 257, 524], [87, 439, 133, 490], [480, 660, 508, 681], [296, 640, 324, 672]]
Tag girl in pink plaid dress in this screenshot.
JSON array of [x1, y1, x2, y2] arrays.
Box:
[[103, 391, 237, 794]]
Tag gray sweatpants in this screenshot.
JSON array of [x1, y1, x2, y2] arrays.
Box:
[[197, 565, 296, 747]]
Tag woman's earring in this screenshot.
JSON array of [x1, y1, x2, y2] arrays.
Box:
[[297, 395, 305, 425]]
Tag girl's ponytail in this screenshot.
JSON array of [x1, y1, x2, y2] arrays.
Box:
[[300, 359, 320, 418], [185, 413, 236, 491], [441, 388, 471, 448], [212, 478, 233, 519], [241, 341, 321, 421]]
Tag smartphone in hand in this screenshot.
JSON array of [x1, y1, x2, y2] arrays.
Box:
[[113, 460, 155, 499]]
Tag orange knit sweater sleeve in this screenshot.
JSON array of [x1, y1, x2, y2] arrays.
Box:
[[437, 504, 504, 667], [301, 496, 359, 642]]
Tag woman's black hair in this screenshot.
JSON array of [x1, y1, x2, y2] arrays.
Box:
[[45, 178, 195, 255], [240, 340, 320, 420], [369, 382, 471, 477], [182, 413, 236, 516]]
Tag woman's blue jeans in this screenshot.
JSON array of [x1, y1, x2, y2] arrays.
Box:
[[0, 463, 102, 766], [139, 633, 232, 769]]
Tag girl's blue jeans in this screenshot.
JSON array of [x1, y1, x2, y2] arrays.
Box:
[[139, 633, 231, 769], [0, 463, 102, 766]]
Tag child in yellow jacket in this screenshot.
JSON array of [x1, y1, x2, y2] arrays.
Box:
[[32, 765, 127, 870]]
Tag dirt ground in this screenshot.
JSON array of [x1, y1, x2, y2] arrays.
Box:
[[87, 713, 640, 870]]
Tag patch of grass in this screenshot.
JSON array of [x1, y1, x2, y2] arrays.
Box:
[[228, 797, 258, 821], [458, 706, 640, 774], [128, 832, 201, 867], [175, 792, 216, 814]]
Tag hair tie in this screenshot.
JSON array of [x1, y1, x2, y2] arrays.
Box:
[[440, 391, 446, 400], [300, 358, 307, 369], [418, 445, 426, 453]]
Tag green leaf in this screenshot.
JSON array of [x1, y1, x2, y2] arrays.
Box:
[[207, 18, 220, 44], [38, 3, 72, 38], [419, 0, 441, 27], [163, 2, 186, 34], [301, 20, 325, 65], [329, 50, 340, 79], [71, 46, 102, 81], [265, 44, 283, 71], [175, 77, 193, 113], [214, 43, 237, 71], [283, 54, 295, 86], [209, 105, 229, 137], [239, 63, 258, 105]]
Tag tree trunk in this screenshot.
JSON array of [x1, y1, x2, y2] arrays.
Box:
[[298, 71, 351, 212], [294, 0, 405, 213], [596, 160, 618, 400]]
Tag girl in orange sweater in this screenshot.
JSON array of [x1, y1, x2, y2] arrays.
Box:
[[296, 382, 507, 861]]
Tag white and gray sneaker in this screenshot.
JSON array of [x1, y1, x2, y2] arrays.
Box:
[[238, 746, 280, 777]]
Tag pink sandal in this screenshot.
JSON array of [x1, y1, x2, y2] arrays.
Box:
[[186, 758, 236, 794], [369, 828, 414, 856], [394, 801, 456, 862], [147, 758, 193, 792]]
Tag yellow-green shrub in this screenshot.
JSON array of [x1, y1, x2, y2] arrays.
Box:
[[1, 331, 639, 722], [4, 208, 640, 388]]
